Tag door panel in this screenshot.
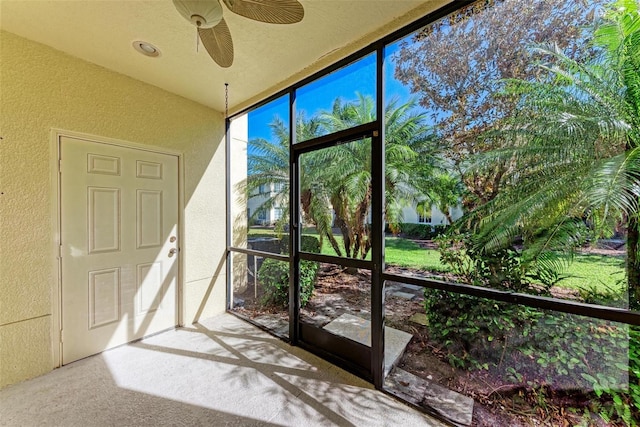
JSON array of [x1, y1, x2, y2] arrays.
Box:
[[137, 190, 163, 248], [61, 136, 179, 364], [88, 267, 121, 328], [294, 135, 375, 378], [87, 187, 121, 253]]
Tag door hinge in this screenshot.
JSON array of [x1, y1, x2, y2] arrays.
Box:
[[58, 244, 62, 258], [59, 159, 62, 173], [60, 329, 64, 343]]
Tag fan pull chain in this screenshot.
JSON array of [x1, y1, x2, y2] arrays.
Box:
[[225, 83, 229, 119], [196, 28, 199, 53]]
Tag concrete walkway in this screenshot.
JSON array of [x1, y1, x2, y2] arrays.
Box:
[[0, 313, 447, 427]]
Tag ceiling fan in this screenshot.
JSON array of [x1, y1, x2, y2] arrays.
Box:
[[172, 0, 304, 68]]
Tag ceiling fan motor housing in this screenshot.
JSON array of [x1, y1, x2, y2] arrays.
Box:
[[173, 0, 223, 28]]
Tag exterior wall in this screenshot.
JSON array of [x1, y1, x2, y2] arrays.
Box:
[[229, 115, 249, 293], [0, 31, 226, 388], [401, 205, 464, 225], [247, 185, 282, 226]]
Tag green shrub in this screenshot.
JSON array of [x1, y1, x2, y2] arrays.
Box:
[[430, 230, 635, 424], [301, 235, 321, 253], [388, 223, 447, 239], [578, 278, 628, 308], [259, 235, 320, 307], [436, 231, 531, 291], [425, 289, 636, 425], [258, 259, 289, 306], [279, 234, 320, 254], [258, 259, 319, 307], [424, 289, 536, 370], [580, 325, 640, 426]]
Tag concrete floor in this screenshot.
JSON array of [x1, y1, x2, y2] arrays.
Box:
[[0, 313, 447, 426]]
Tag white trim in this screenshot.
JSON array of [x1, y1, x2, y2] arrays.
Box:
[[177, 151, 185, 328], [49, 130, 62, 368], [50, 128, 182, 157], [50, 128, 184, 367]]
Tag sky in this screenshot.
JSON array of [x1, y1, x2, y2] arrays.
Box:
[[247, 40, 413, 143]]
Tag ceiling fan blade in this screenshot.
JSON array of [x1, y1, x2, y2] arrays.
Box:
[[222, 0, 304, 24], [198, 18, 234, 68]]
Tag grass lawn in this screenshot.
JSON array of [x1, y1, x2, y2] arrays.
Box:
[[561, 253, 626, 294], [248, 227, 626, 294], [384, 237, 448, 272]]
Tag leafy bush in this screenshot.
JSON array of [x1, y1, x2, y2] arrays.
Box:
[[436, 231, 531, 291], [258, 259, 318, 307], [424, 289, 537, 370], [279, 234, 321, 254], [425, 289, 636, 425], [301, 235, 321, 253], [580, 325, 640, 426], [388, 223, 447, 239], [258, 259, 289, 306], [259, 235, 321, 307], [578, 278, 628, 308]]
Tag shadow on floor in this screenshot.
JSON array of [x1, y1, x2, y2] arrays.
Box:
[[0, 313, 446, 427]]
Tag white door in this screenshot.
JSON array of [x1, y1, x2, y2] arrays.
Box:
[[60, 136, 179, 364]]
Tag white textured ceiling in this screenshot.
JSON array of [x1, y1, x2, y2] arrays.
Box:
[[0, 0, 447, 114]]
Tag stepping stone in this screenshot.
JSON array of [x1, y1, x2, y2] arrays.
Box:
[[323, 314, 413, 375], [385, 367, 474, 427], [252, 315, 289, 337], [409, 313, 428, 326], [385, 284, 403, 293], [392, 291, 416, 300], [401, 284, 424, 291]]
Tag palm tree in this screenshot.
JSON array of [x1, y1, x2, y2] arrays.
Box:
[[470, 0, 640, 304], [417, 171, 464, 225], [247, 95, 441, 260], [246, 116, 291, 226], [312, 94, 438, 259]]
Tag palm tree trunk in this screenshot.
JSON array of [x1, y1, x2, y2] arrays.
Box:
[[355, 188, 372, 259], [628, 213, 640, 311], [445, 211, 454, 226], [323, 229, 343, 257]]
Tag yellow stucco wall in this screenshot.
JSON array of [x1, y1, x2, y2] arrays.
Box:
[[0, 31, 227, 388]]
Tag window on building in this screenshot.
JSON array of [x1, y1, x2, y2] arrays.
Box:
[[274, 207, 283, 221], [417, 211, 431, 224]]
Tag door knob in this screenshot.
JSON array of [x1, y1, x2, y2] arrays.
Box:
[[168, 248, 178, 257]]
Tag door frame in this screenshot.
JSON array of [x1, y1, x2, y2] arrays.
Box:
[[50, 128, 185, 368], [289, 123, 384, 382]]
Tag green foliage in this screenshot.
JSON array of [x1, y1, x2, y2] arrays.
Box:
[[247, 94, 445, 261], [257, 259, 290, 307], [424, 289, 533, 370], [436, 231, 531, 291], [389, 223, 447, 239], [279, 234, 320, 254], [259, 235, 321, 308], [579, 325, 640, 426], [466, 0, 640, 292], [578, 278, 628, 308], [394, 0, 599, 210], [629, 327, 640, 422], [301, 235, 321, 253], [258, 259, 318, 308], [425, 291, 636, 425]]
